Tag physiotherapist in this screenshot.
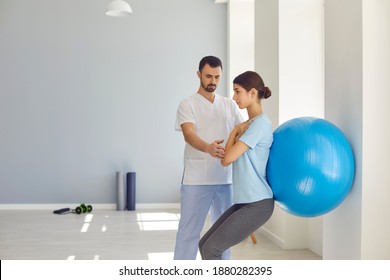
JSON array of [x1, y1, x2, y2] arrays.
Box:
[[174, 55, 243, 260]]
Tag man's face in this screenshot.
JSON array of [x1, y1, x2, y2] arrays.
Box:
[[198, 64, 222, 93]]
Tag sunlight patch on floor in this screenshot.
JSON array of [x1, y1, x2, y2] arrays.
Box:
[[137, 212, 179, 231], [80, 214, 94, 233], [147, 252, 174, 260]]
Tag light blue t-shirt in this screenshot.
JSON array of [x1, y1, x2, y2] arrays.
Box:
[[232, 114, 273, 204]]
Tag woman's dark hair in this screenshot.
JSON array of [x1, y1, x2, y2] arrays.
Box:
[[233, 71, 271, 99], [199, 56, 223, 72]]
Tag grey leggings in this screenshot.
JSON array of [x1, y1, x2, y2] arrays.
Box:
[[199, 198, 274, 260]]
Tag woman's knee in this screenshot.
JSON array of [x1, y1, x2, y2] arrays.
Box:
[[199, 240, 222, 260]]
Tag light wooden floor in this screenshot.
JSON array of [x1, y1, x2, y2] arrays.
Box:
[[0, 208, 321, 260]]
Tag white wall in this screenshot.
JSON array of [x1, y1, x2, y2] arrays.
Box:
[[323, 0, 363, 259], [255, 0, 324, 255], [227, 0, 254, 120], [0, 0, 227, 204], [279, 0, 324, 254], [254, 0, 279, 131], [324, 0, 390, 259], [279, 0, 324, 122], [227, 0, 255, 90], [361, 0, 390, 259]]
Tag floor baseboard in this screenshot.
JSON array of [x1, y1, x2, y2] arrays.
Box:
[[0, 203, 180, 210], [258, 226, 285, 249]]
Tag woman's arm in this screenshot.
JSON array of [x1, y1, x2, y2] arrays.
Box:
[[234, 120, 252, 142], [221, 124, 250, 167]]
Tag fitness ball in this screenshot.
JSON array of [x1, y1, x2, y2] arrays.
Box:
[[266, 117, 355, 217]]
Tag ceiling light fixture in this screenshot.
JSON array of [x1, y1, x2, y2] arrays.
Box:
[[106, 0, 133, 17]]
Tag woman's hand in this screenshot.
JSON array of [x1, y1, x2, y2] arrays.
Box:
[[221, 121, 252, 166], [234, 120, 253, 143]]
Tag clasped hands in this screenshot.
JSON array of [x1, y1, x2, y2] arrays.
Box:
[[208, 120, 252, 159]]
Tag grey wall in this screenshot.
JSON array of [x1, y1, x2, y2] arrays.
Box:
[[0, 0, 227, 204]]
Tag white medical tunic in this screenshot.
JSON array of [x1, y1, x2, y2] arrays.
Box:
[[176, 93, 243, 185]]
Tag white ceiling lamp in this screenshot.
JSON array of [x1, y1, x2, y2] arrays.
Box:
[[106, 0, 133, 17]]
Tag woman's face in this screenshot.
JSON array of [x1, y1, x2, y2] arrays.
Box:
[[233, 83, 253, 109]]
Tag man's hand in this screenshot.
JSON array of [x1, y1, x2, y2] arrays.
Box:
[[181, 123, 226, 159], [207, 139, 225, 159]]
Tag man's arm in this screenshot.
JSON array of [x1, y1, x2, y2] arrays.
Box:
[[181, 122, 225, 159]]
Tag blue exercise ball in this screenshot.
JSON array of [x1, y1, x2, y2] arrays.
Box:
[[266, 117, 355, 217]]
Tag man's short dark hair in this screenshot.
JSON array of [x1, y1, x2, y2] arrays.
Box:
[[198, 56, 223, 72]]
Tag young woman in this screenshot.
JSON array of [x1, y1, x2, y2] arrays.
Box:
[[198, 71, 274, 260]]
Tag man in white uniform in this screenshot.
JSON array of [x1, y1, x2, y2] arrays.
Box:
[[174, 56, 243, 260]]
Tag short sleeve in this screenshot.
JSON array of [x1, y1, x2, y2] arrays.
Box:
[[239, 117, 271, 149], [175, 99, 195, 131]]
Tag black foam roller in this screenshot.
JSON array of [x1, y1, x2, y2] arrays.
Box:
[[126, 172, 136, 211], [53, 208, 70, 214]]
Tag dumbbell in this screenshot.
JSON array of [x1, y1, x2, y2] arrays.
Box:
[[53, 204, 93, 215], [74, 204, 93, 214]]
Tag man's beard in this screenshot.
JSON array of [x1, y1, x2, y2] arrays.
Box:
[[201, 81, 217, 92]]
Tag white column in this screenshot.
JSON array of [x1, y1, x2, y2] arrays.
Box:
[[227, 0, 255, 120], [324, 0, 390, 259], [254, 0, 279, 129], [361, 0, 390, 259]]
